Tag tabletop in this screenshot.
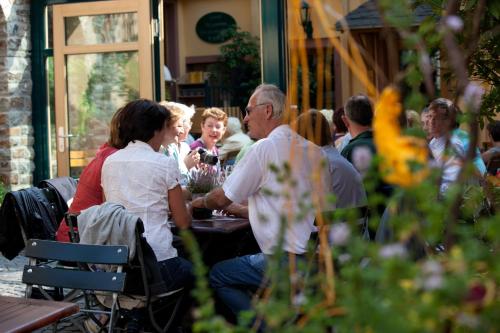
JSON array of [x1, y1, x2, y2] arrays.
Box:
[[0, 295, 79, 333], [190, 215, 250, 234]]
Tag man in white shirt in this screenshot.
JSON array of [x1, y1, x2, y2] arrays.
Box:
[[191, 84, 328, 320], [427, 98, 466, 194]]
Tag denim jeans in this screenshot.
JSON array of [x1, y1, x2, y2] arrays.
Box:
[[158, 256, 195, 291], [209, 253, 267, 316], [157, 256, 195, 331]]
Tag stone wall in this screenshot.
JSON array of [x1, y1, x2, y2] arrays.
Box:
[[0, 0, 33, 191]]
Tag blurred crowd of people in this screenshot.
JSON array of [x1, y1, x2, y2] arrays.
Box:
[[53, 83, 498, 332]]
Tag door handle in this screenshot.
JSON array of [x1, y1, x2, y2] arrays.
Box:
[[57, 127, 74, 153]]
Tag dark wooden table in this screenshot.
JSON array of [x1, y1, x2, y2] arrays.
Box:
[[173, 215, 258, 266], [190, 215, 250, 234], [0, 295, 79, 333]]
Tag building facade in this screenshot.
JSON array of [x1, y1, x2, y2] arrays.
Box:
[[0, 0, 33, 190], [2, 0, 473, 191]]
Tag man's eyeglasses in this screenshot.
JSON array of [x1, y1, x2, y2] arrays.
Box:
[[243, 103, 270, 117]]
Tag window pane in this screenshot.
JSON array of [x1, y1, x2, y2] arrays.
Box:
[[46, 56, 56, 177], [65, 12, 138, 45], [66, 51, 139, 177]]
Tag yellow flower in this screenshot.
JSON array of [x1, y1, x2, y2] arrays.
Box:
[[373, 87, 429, 187]]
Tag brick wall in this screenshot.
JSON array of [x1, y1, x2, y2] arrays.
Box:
[[0, 0, 34, 191]]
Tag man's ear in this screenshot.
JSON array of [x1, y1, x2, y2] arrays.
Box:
[[265, 105, 273, 120], [342, 115, 350, 128]]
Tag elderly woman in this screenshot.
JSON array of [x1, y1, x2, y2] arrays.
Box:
[[190, 107, 227, 157], [161, 101, 200, 184], [218, 117, 252, 165]]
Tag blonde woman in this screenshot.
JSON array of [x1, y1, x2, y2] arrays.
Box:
[[189, 107, 227, 157], [161, 102, 200, 183]]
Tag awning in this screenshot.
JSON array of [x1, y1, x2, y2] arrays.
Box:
[[335, 0, 435, 31]]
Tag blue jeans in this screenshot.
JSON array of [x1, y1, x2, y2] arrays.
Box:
[[157, 256, 194, 331], [158, 256, 194, 291], [209, 253, 267, 316]]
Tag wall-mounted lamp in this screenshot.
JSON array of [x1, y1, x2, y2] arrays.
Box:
[[300, 1, 313, 39]]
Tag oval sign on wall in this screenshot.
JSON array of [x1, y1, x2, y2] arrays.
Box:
[[195, 12, 236, 44]]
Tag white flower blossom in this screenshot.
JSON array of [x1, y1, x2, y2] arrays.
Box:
[[293, 292, 307, 307], [463, 82, 485, 112], [417, 260, 444, 290], [444, 15, 464, 32], [379, 243, 407, 259], [329, 223, 351, 246], [338, 253, 352, 264], [352, 146, 373, 177], [422, 260, 443, 275], [422, 274, 444, 290]]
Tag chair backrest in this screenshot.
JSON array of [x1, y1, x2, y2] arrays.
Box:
[[22, 239, 129, 332], [23, 239, 128, 293], [66, 210, 185, 333]]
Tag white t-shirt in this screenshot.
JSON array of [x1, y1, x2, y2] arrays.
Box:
[[429, 136, 465, 194], [223, 125, 329, 255], [102, 140, 180, 261]]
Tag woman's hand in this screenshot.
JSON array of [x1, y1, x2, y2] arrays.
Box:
[[184, 150, 200, 170]]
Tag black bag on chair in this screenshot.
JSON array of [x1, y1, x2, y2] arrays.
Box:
[[38, 176, 78, 222]]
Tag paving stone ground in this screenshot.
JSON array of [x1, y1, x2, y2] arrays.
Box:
[[0, 254, 27, 298]]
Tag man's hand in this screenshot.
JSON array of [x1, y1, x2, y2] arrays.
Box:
[[221, 203, 249, 218], [190, 188, 233, 211]]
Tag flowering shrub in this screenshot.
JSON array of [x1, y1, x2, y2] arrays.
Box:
[[178, 0, 499, 332], [373, 87, 429, 187]]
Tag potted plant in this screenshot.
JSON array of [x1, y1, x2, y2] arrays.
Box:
[[187, 168, 223, 219]]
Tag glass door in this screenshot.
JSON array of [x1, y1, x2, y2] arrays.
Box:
[[53, 0, 154, 177]]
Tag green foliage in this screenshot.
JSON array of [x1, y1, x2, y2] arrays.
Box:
[[182, 0, 500, 332], [208, 28, 261, 111], [0, 181, 7, 205], [77, 52, 139, 141]]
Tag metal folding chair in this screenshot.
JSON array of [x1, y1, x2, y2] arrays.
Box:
[[22, 239, 128, 332], [65, 212, 186, 333]]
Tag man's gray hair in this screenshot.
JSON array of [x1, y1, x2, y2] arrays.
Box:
[[253, 84, 286, 119]]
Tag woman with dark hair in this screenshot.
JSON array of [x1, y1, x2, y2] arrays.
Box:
[[296, 110, 366, 210], [101, 99, 193, 330], [55, 105, 127, 242]]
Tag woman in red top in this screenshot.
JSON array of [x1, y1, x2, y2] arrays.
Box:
[[55, 107, 127, 242]]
